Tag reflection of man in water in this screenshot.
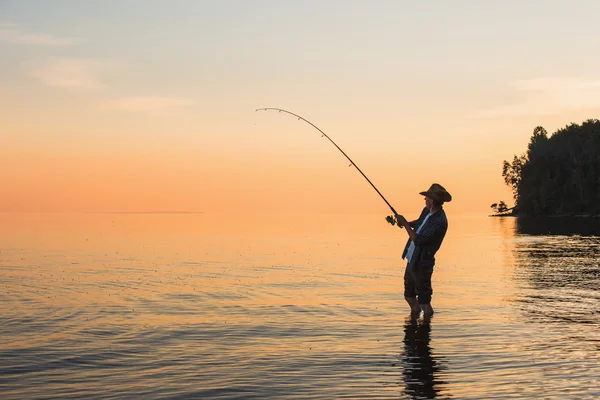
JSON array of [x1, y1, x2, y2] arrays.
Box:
[[395, 183, 451, 317], [402, 317, 443, 399]]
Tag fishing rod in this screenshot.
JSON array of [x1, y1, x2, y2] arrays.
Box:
[[256, 107, 399, 226]]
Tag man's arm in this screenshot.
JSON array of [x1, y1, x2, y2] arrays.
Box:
[[397, 212, 446, 245], [410, 215, 447, 246], [395, 215, 418, 241], [397, 207, 427, 234]]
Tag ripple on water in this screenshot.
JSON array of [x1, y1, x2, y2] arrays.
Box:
[[2, 215, 600, 399]]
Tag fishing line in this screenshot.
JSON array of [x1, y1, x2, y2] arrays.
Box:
[[256, 107, 399, 225]]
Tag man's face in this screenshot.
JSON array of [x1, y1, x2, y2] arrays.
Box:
[[425, 196, 434, 210]]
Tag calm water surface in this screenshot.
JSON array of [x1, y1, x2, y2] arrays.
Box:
[[1, 213, 599, 399]]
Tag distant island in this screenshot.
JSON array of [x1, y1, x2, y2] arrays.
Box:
[[492, 118, 600, 217]]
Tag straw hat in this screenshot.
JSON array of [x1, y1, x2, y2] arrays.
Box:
[[419, 183, 452, 203]]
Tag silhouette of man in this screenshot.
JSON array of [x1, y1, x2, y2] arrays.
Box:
[[394, 183, 451, 316]]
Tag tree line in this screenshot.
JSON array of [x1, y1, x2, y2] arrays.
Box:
[[493, 119, 600, 216]]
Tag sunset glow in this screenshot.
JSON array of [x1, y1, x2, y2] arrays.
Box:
[[3, 1, 600, 215]]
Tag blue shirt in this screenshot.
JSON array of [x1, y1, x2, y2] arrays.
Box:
[[405, 212, 432, 263], [402, 207, 448, 268]]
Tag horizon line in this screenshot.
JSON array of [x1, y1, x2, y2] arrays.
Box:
[[86, 211, 206, 214]]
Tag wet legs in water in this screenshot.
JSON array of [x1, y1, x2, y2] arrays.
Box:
[[405, 296, 420, 315], [405, 296, 434, 316]]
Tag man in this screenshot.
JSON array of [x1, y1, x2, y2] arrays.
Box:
[[394, 183, 451, 317]]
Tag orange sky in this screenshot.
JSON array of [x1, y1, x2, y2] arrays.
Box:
[[2, 2, 600, 215]]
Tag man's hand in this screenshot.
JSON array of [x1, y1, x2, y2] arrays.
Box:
[[395, 214, 408, 227]]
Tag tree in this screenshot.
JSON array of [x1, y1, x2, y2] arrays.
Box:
[[502, 119, 600, 216], [490, 201, 510, 214], [502, 154, 527, 203]]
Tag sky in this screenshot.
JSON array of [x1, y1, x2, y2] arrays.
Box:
[[2, 0, 600, 215]]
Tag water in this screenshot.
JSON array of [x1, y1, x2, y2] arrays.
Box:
[[1, 213, 599, 399]]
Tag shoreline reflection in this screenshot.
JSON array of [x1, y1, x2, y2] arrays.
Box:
[[511, 219, 600, 323], [516, 216, 600, 236]]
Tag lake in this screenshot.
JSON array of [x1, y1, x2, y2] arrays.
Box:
[[1, 212, 599, 399]]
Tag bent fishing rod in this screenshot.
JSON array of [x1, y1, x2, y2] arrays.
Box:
[[256, 107, 400, 226]]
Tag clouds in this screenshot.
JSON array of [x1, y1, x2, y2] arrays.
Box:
[[0, 21, 84, 46], [106, 96, 194, 113], [475, 77, 600, 117], [4, 22, 113, 92], [22, 58, 118, 91], [5, 20, 192, 115], [22, 57, 192, 113]]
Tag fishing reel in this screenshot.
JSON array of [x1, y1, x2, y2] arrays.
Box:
[[385, 215, 404, 228]]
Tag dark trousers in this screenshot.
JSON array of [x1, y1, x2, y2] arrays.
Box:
[[403, 263, 434, 304]]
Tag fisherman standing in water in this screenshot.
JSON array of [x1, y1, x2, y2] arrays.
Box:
[[394, 184, 451, 317], [257, 110, 451, 317]]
